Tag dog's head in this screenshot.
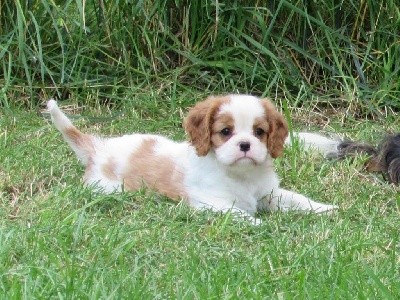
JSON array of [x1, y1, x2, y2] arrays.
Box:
[[184, 95, 288, 165]]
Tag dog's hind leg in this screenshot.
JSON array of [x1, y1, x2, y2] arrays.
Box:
[[267, 188, 338, 214], [285, 132, 341, 157]]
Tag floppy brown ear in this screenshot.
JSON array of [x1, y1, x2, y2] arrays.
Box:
[[183, 96, 227, 156], [261, 98, 288, 158]]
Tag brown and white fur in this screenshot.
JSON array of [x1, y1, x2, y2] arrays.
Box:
[[47, 95, 338, 224]]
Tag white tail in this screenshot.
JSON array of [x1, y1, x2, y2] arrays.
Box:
[[47, 99, 94, 165]]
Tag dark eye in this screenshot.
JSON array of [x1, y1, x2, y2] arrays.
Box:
[[255, 128, 265, 137], [220, 128, 232, 136]]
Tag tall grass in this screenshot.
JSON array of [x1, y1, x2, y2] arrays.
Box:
[[0, 0, 399, 112]]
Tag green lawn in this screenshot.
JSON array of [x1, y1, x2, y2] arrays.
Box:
[[1, 0, 400, 298], [1, 95, 399, 299]]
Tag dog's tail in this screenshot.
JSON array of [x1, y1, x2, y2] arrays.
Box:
[[47, 99, 95, 166]]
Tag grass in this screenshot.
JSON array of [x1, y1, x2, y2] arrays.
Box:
[[1, 0, 400, 298], [1, 0, 399, 111], [1, 96, 400, 298]]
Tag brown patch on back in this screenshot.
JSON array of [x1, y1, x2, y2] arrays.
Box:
[[184, 96, 230, 156], [122, 139, 187, 200], [261, 99, 288, 158], [102, 157, 118, 180], [210, 113, 235, 148]]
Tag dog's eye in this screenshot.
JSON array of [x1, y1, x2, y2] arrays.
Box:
[[220, 128, 232, 136], [255, 128, 265, 137]]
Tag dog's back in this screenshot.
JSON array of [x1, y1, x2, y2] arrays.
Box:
[[47, 100, 189, 195]]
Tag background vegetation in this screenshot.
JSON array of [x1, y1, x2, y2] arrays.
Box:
[[1, 0, 400, 298], [1, 0, 399, 112]]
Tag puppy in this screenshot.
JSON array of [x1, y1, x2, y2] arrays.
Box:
[[47, 95, 338, 224]]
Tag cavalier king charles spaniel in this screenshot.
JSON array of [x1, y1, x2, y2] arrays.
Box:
[[47, 95, 338, 224]]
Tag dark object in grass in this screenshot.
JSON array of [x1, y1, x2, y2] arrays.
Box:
[[335, 140, 377, 158], [333, 134, 400, 185], [374, 134, 400, 184]]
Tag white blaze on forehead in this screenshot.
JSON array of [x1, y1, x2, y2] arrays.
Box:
[[218, 95, 265, 132]]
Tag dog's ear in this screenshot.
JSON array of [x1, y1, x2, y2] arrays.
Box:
[[184, 97, 226, 156], [261, 98, 288, 158]]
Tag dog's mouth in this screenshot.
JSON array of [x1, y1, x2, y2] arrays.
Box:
[[233, 155, 257, 165]]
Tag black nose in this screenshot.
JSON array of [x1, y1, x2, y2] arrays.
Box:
[[239, 142, 251, 152]]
